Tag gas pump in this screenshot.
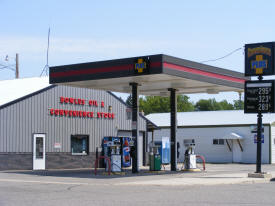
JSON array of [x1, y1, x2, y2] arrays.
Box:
[[149, 142, 161, 171], [184, 140, 196, 170], [110, 145, 121, 172], [102, 137, 132, 172], [102, 137, 122, 172]]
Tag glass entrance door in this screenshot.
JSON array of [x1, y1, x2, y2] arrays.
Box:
[[33, 134, 46, 170]]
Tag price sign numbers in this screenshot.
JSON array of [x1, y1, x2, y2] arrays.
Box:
[[244, 80, 275, 113], [258, 87, 272, 111]]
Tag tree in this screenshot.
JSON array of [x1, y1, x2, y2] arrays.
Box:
[[139, 96, 170, 115], [139, 95, 194, 115], [195, 99, 234, 111], [233, 99, 244, 110], [219, 100, 234, 110], [126, 95, 132, 107], [195, 99, 219, 111], [126, 94, 242, 114], [177, 95, 195, 112]]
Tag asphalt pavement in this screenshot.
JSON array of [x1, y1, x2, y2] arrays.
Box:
[[0, 164, 275, 205]]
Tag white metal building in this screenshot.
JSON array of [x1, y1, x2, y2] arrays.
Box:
[[146, 110, 275, 164]]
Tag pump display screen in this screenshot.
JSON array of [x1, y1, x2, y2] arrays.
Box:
[[244, 80, 275, 113]]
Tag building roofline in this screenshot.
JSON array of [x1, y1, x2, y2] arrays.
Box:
[[0, 85, 56, 110], [155, 123, 271, 129], [0, 82, 157, 130]]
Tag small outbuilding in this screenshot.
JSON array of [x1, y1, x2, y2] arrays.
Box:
[[146, 110, 275, 164]]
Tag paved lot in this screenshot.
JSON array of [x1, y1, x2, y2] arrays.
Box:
[[0, 164, 275, 205]]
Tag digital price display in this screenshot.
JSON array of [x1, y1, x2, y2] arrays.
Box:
[[244, 80, 275, 113]]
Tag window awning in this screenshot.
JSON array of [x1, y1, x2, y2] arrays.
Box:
[[222, 132, 244, 140], [223, 132, 244, 152]]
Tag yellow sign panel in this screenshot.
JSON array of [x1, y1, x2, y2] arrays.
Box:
[[247, 46, 271, 58], [135, 58, 147, 73], [251, 55, 268, 75]]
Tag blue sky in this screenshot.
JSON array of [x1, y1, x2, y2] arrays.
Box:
[[1, 0, 275, 102]]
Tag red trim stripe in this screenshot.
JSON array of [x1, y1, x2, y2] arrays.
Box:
[[50, 61, 162, 78], [50, 64, 132, 78], [163, 62, 245, 84], [150, 61, 162, 68]]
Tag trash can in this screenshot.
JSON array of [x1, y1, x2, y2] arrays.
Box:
[[154, 154, 161, 171], [149, 145, 161, 171], [150, 153, 161, 171]]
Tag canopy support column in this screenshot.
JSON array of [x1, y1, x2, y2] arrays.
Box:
[[130, 82, 139, 173], [169, 88, 177, 171]]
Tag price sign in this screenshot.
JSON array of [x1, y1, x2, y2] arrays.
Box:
[[244, 80, 275, 113]]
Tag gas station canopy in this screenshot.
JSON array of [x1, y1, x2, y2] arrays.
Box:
[[49, 54, 249, 95], [49, 54, 249, 173]]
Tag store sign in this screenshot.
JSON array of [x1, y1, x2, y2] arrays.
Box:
[[132, 121, 137, 130], [254, 134, 264, 144], [49, 109, 115, 119], [244, 80, 275, 113], [60, 96, 104, 107], [54, 142, 61, 149], [49, 97, 114, 119], [134, 57, 149, 74], [245, 42, 275, 76], [126, 107, 132, 120], [250, 125, 264, 133]]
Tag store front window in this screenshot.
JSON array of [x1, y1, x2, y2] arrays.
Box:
[[71, 135, 89, 155]]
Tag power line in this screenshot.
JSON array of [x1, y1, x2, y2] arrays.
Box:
[[200, 47, 243, 64], [0, 62, 16, 71], [0, 54, 19, 78], [0, 66, 15, 71]]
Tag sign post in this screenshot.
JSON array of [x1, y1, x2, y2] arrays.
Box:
[[245, 42, 275, 176], [256, 76, 263, 174]]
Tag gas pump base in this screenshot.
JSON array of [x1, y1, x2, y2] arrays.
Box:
[[248, 172, 272, 178]]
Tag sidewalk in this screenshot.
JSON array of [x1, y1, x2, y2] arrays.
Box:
[[107, 163, 275, 186], [116, 171, 275, 186]]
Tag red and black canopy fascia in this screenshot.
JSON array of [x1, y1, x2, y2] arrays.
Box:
[[162, 55, 248, 89], [50, 54, 163, 84], [49, 54, 248, 89]]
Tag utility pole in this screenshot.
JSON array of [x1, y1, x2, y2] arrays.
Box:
[[15, 53, 19, 79]]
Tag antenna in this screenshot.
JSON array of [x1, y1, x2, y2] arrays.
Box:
[[40, 27, 51, 76]]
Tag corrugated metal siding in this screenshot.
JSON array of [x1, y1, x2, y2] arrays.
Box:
[[0, 86, 146, 153], [150, 126, 270, 164]]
